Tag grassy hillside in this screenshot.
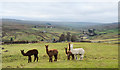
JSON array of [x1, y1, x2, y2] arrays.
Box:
[[2, 19, 119, 44], [2, 19, 79, 42], [2, 42, 118, 68], [90, 28, 119, 43]]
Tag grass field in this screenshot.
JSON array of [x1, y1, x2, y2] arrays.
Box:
[[2, 42, 118, 68]]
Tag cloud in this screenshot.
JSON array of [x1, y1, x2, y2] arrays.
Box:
[[0, 0, 119, 2], [1, 2, 118, 22]]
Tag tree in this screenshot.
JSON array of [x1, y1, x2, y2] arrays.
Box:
[[46, 23, 51, 25], [10, 37, 13, 42], [59, 34, 66, 42], [52, 38, 56, 43], [80, 36, 84, 41], [71, 35, 77, 42], [34, 26, 37, 28], [41, 39, 44, 41], [66, 32, 71, 42]]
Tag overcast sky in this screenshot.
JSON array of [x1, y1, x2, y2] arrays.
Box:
[[0, 1, 118, 23]]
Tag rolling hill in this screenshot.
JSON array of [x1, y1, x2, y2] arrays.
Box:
[[2, 18, 119, 43]]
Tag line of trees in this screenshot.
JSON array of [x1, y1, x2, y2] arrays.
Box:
[[59, 32, 77, 42]]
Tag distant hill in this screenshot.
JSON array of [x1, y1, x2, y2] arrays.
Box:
[[2, 18, 118, 30], [2, 18, 119, 43]]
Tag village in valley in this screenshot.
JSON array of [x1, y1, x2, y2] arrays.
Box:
[[1, 1, 119, 69]]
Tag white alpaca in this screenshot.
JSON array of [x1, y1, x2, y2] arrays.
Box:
[[70, 44, 85, 60]]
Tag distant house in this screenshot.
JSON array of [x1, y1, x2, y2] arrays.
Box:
[[42, 31, 47, 33], [88, 29, 97, 36], [46, 25, 55, 28], [33, 25, 46, 28], [33, 25, 55, 28]]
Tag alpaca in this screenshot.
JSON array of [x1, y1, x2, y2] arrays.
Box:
[[20, 49, 38, 63], [45, 45, 58, 62], [70, 44, 85, 60], [68, 43, 71, 51], [65, 48, 74, 60]]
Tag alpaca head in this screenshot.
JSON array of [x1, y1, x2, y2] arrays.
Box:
[[20, 50, 25, 55], [20, 50, 24, 52], [70, 44, 73, 48], [45, 45, 49, 49], [69, 43, 71, 45], [65, 47, 67, 50], [68, 43, 71, 51]]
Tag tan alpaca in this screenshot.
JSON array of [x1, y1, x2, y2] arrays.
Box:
[[45, 45, 58, 62]]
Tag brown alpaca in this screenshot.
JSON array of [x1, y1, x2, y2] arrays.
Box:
[[65, 43, 74, 60], [65, 48, 74, 60], [20, 49, 38, 63], [45, 45, 58, 62]]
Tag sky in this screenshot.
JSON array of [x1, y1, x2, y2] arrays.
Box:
[[0, 0, 119, 23]]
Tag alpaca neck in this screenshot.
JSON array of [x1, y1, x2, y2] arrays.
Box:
[[21, 51, 27, 56], [46, 48, 49, 55], [70, 44, 73, 52], [65, 49, 68, 54], [69, 43, 71, 51], [70, 47, 73, 52]]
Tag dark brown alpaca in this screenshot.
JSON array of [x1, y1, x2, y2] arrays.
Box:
[[65, 43, 74, 60], [45, 45, 58, 62], [65, 48, 74, 60], [20, 49, 38, 63]]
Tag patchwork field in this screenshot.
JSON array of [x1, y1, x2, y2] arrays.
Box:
[[2, 42, 118, 68]]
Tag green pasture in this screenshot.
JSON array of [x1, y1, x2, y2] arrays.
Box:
[[2, 42, 118, 68]]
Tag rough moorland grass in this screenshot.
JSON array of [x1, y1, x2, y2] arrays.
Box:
[[2, 42, 118, 68]]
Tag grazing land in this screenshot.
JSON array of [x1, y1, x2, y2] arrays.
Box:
[[2, 42, 118, 68]]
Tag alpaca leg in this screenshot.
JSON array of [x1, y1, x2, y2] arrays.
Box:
[[34, 55, 37, 62], [72, 54, 74, 60], [80, 55, 83, 60], [36, 54, 38, 62], [29, 56, 32, 62], [49, 56, 52, 62], [79, 54, 81, 60], [28, 57, 30, 63], [28, 56, 31, 63], [50, 57, 52, 62], [75, 54, 77, 60], [54, 54, 57, 61], [67, 54, 70, 60]]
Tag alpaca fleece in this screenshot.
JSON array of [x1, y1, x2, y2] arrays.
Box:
[[45, 45, 58, 62], [20, 49, 38, 63]]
